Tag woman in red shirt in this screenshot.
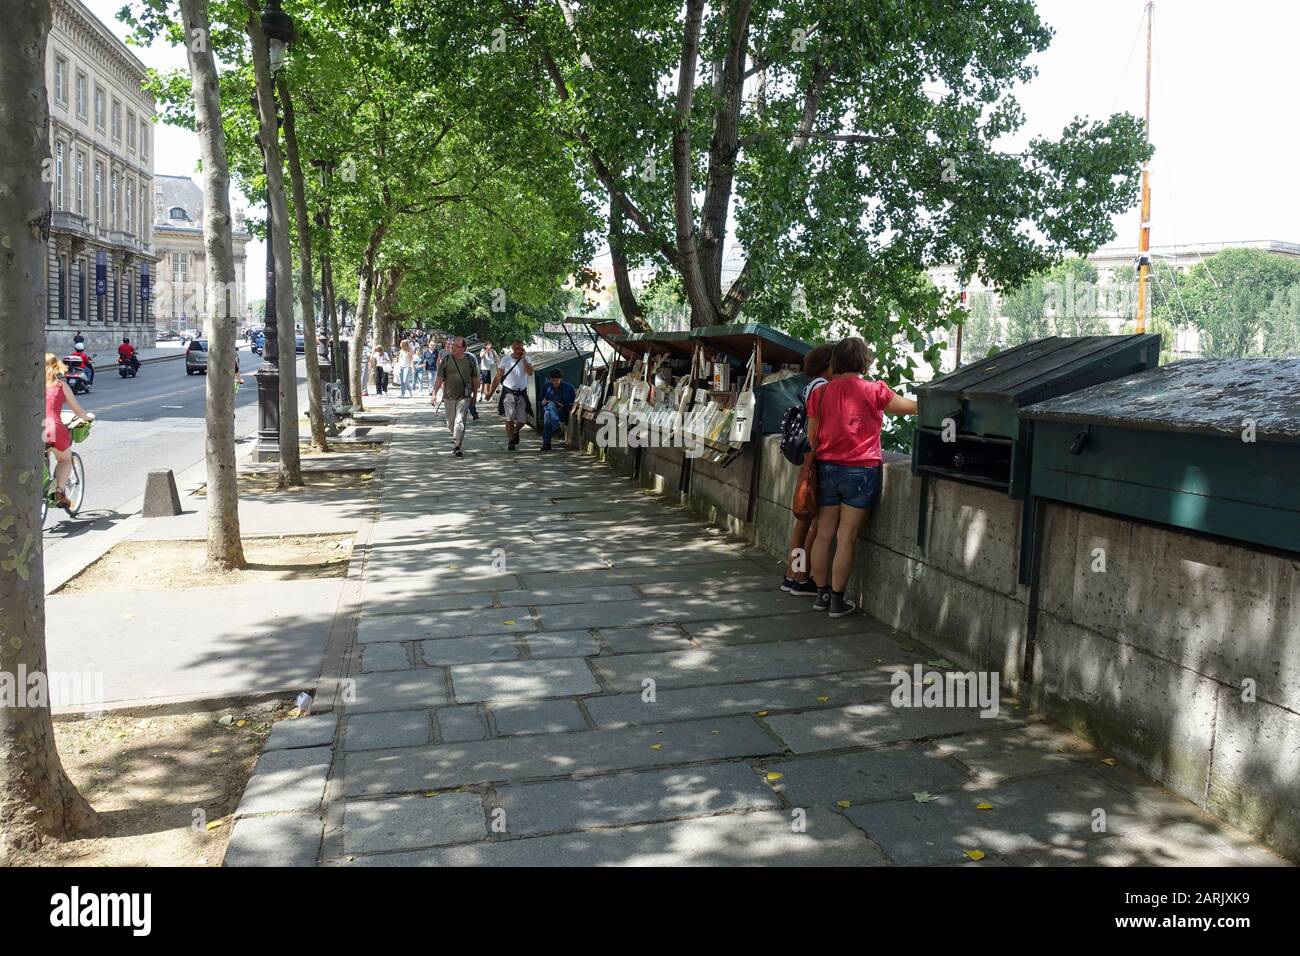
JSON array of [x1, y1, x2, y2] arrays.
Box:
[[805, 337, 916, 617]]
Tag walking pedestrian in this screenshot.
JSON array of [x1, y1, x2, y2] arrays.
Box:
[[805, 337, 916, 617], [432, 336, 480, 457], [781, 342, 833, 594], [373, 345, 390, 395], [539, 368, 575, 450], [479, 341, 498, 399], [397, 339, 416, 397], [487, 340, 533, 451]]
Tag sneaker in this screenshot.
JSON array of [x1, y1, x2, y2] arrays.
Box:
[[780, 576, 796, 592], [540, 444, 552, 451], [454, 448, 464, 458], [788, 578, 818, 595], [828, 592, 857, 618], [812, 587, 831, 612], [508, 440, 517, 451]]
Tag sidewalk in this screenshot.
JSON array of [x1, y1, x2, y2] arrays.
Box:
[[229, 398, 1287, 866]]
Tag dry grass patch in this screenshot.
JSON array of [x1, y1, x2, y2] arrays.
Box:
[[56, 533, 353, 594]]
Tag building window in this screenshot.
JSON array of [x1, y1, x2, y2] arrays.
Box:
[[125, 176, 134, 234], [169, 206, 187, 221], [75, 150, 85, 215], [138, 183, 146, 241], [127, 110, 136, 151], [54, 54, 68, 106], [59, 255, 67, 322], [94, 85, 105, 131], [140, 119, 148, 160], [78, 260, 87, 324], [110, 170, 118, 230], [111, 99, 121, 142], [94, 160, 103, 227], [75, 71, 87, 118], [54, 141, 65, 211]]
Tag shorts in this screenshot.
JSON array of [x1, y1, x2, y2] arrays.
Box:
[[502, 391, 528, 422], [816, 461, 882, 509], [481, 370, 492, 385]]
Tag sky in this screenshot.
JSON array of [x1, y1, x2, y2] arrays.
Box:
[[85, 0, 1300, 298]]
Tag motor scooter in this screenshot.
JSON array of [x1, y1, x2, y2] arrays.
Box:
[[63, 354, 94, 393], [118, 353, 140, 378]]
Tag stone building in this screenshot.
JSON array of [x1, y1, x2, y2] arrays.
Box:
[[151, 173, 251, 336], [45, 0, 158, 354]]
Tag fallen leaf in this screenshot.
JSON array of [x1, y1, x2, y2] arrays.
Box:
[[901, 645, 915, 651], [756, 710, 769, 717], [502, 620, 516, 626], [286, 708, 301, 719], [650, 743, 663, 751], [976, 802, 994, 811], [423, 792, 437, 797], [205, 819, 225, 831], [1102, 757, 1117, 766], [235, 719, 246, 728], [923, 677, 936, 686], [835, 800, 851, 809], [964, 849, 986, 861], [815, 696, 830, 703], [874, 658, 883, 664], [765, 772, 784, 782], [913, 791, 939, 803], [926, 658, 956, 668], [210, 748, 221, 755]]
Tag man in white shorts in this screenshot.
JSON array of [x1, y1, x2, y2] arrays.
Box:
[[487, 340, 533, 451]]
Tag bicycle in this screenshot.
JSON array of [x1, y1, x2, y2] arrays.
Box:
[[40, 417, 91, 525]]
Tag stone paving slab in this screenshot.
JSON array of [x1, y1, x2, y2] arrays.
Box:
[[343, 792, 486, 855], [496, 585, 641, 607], [418, 635, 522, 666], [225, 813, 323, 866], [235, 746, 332, 817], [595, 625, 698, 655], [761, 746, 971, 806], [342, 715, 780, 797], [535, 591, 833, 632], [345, 711, 433, 751], [523, 631, 604, 660], [361, 642, 412, 672], [264, 714, 338, 752], [683, 612, 892, 646], [360, 607, 536, 643], [762, 701, 1025, 754], [346, 669, 450, 713], [361, 571, 521, 603], [842, 767, 1177, 865], [450, 658, 601, 701], [495, 763, 783, 835], [583, 671, 895, 729], [929, 722, 1101, 787], [1006, 820, 1289, 867], [490, 698, 589, 736], [339, 808, 887, 866], [588, 637, 875, 693], [435, 705, 490, 742], [517, 559, 769, 591]]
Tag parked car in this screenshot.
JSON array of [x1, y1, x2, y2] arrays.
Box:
[[185, 338, 209, 374], [156, 329, 180, 342], [295, 334, 305, 355]]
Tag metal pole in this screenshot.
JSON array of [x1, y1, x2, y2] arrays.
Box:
[[254, 89, 281, 460], [1134, 1, 1153, 333]]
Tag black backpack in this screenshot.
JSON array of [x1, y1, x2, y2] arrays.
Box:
[[779, 377, 827, 466]]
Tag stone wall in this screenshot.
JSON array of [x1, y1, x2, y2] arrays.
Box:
[[595, 429, 1300, 859]]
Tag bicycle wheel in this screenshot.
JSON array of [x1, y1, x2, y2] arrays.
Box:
[[63, 452, 86, 515]]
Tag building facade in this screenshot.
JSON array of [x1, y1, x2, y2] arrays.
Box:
[[45, 0, 158, 354], [151, 174, 251, 336]]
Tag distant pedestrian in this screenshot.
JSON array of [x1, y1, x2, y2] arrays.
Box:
[[781, 343, 833, 594], [397, 339, 416, 397], [539, 368, 575, 451], [372, 345, 390, 395], [479, 341, 498, 399], [487, 340, 533, 451], [432, 336, 480, 457]]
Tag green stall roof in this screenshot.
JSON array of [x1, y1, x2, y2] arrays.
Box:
[[691, 322, 810, 365], [609, 329, 696, 359]]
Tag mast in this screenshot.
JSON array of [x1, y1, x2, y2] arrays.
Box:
[[1135, 1, 1153, 333]]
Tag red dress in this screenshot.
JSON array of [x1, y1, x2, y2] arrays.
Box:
[[43, 382, 71, 451]]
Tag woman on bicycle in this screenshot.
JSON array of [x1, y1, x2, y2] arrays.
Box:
[[43, 352, 94, 508]]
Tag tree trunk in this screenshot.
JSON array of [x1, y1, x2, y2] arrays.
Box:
[[246, 5, 301, 487], [609, 196, 650, 333], [277, 75, 327, 452], [0, 0, 97, 860], [671, 0, 716, 328], [349, 224, 385, 410], [182, 0, 245, 571]]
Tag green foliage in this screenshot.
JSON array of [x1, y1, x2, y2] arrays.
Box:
[[1152, 248, 1300, 359], [960, 290, 1002, 360], [1261, 283, 1300, 358]]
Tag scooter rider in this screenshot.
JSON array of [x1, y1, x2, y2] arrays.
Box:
[[117, 336, 140, 374], [71, 341, 94, 385]]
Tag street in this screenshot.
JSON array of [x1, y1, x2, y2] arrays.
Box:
[[42, 347, 309, 570]]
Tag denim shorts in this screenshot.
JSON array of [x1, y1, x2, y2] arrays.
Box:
[[816, 461, 882, 509]]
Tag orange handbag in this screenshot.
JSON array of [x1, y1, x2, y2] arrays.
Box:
[[792, 456, 818, 521]]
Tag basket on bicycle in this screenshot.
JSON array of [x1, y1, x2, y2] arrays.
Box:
[[71, 420, 92, 443]]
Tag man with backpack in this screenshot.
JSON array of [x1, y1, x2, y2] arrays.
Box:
[[487, 340, 534, 451], [431, 336, 480, 458], [778, 342, 833, 593]]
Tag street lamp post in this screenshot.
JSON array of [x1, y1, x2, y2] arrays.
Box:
[[252, 0, 297, 462]]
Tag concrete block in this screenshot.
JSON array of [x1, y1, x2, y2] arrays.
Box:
[[344, 710, 432, 750], [450, 658, 601, 702], [264, 714, 338, 752], [418, 635, 521, 666], [235, 746, 332, 817], [489, 698, 588, 736], [924, 477, 1022, 596], [142, 469, 183, 517], [763, 745, 969, 805], [345, 669, 450, 713], [763, 699, 1023, 755], [343, 792, 485, 854], [434, 704, 489, 742], [361, 642, 411, 672]]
